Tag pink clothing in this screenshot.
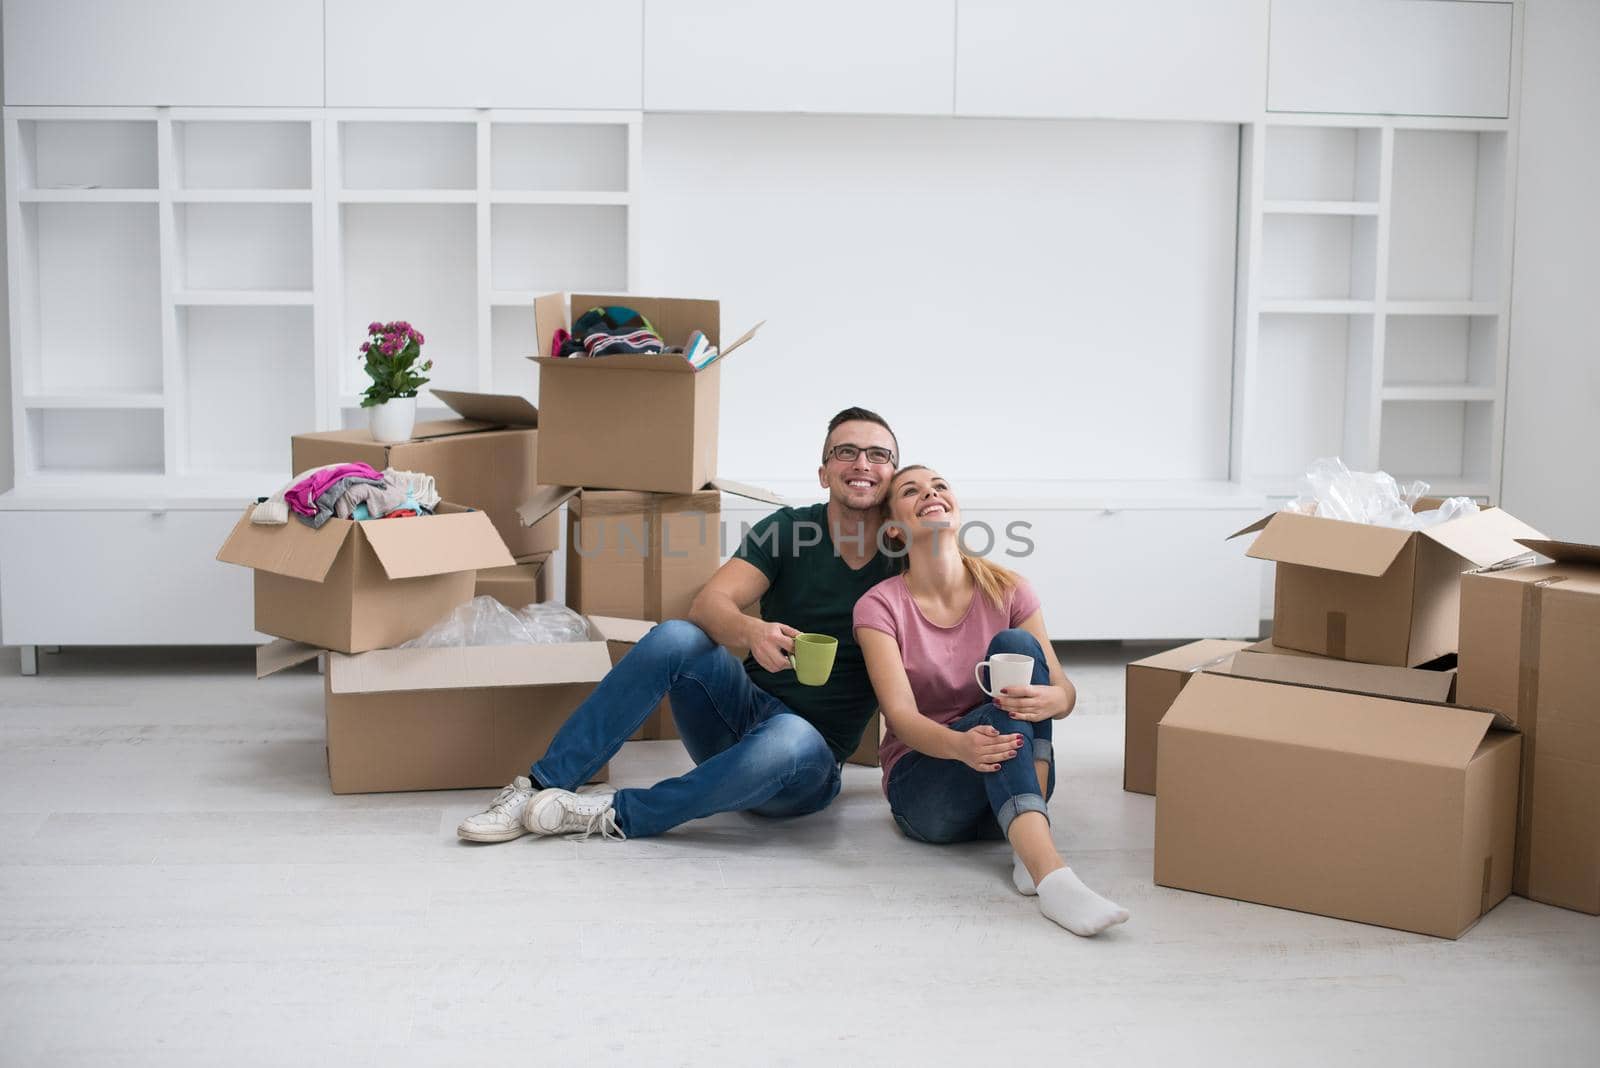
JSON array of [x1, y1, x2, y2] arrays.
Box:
[[282, 462, 384, 517], [853, 573, 1041, 790]]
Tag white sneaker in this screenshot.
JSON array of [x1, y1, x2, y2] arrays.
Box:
[[522, 788, 626, 840], [456, 776, 537, 843]]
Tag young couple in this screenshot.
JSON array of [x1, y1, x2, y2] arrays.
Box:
[[458, 407, 1128, 937]]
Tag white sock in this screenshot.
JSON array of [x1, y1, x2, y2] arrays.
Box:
[[1036, 867, 1129, 937], [1012, 856, 1037, 896]]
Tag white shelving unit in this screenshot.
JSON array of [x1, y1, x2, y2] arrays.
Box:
[[1234, 114, 1517, 501], [327, 109, 639, 427], [2, 106, 640, 659]]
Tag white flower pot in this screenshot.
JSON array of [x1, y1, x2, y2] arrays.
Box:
[[368, 396, 417, 444]]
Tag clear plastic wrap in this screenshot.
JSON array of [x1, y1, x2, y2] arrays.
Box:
[[1288, 457, 1478, 531], [399, 596, 590, 649]]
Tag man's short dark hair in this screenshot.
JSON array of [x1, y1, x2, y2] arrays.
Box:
[[824, 407, 898, 463]]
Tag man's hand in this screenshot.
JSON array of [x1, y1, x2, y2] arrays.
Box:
[[956, 724, 1023, 773], [749, 620, 802, 674]]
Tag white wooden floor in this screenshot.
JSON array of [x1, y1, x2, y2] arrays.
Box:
[[1, 642, 1597, 1067]]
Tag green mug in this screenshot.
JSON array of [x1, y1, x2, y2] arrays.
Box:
[[787, 633, 838, 686]]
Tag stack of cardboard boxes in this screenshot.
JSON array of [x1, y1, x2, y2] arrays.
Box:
[[217, 292, 883, 793], [1127, 501, 1600, 938], [520, 294, 883, 765]]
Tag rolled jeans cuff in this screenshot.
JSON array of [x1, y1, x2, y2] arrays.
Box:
[[995, 793, 1048, 837], [1032, 737, 1053, 763]]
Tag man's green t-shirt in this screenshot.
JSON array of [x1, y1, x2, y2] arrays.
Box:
[[733, 502, 896, 762]]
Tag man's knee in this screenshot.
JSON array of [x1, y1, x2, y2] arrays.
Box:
[[753, 714, 833, 777], [633, 618, 713, 666], [987, 627, 1044, 661]]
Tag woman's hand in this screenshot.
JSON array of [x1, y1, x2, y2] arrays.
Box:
[[956, 724, 1024, 772], [995, 684, 1069, 722]]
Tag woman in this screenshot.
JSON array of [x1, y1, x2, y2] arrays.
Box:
[[853, 465, 1129, 936]]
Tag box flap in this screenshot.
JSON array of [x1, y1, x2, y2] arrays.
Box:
[[1130, 639, 1249, 673], [708, 478, 788, 506], [1419, 508, 1546, 568], [255, 638, 323, 679], [1164, 672, 1493, 769], [718, 320, 765, 361], [1239, 510, 1414, 577], [357, 508, 514, 580], [1516, 538, 1600, 567], [1226, 513, 1274, 540], [516, 485, 582, 528], [587, 615, 657, 644], [215, 506, 355, 583], [328, 641, 615, 695], [430, 389, 538, 428], [1225, 649, 1454, 704]]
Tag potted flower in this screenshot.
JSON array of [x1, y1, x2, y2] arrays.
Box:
[[358, 321, 433, 443]]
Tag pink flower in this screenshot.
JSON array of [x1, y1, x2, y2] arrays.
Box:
[[367, 321, 383, 334], [410, 329, 423, 345], [359, 341, 370, 353], [380, 340, 398, 357], [396, 321, 411, 333]]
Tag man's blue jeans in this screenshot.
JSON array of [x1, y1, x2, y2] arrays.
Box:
[[529, 619, 842, 838], [886, 628, 1057, 844]]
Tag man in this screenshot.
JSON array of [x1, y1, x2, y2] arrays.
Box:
[[457, 407, 901, 842]]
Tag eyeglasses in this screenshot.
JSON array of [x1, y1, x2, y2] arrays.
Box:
[[826, 443, 896, 466]]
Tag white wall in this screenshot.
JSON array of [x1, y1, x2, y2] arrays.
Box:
[[638, 114, 1240, 484], [1501, 0, 1600, 540]]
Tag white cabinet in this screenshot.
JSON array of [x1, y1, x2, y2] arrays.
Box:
[[723, 486, 1268, 641], [956, 0, 1269, 122], [1268, 0, 1515, 118], [325, 0, 642, 109], [2, 1, 323, 106], [0, 506, 261, 645], [644, 0, 957, 115]]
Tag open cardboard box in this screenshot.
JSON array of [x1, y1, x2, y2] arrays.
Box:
[[1155, 671, 1520, 939], [474, 553, 550, 610], [217, 502, 514, 654], [291, 390, 558, 557], [1457, 537, 1600, 914], [257, 614, 655, 794], [1123, 639, 1250, 796], [1230, 503, 1543, 666], [529, 293, 763, 494]]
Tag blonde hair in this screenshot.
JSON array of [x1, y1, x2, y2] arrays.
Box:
[[888, 465, 1021, 611]]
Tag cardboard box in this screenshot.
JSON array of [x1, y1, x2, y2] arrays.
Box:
[[529, 293, 762, 494], [848, 710, 883, 767], [1230, 504, 1543, 666], [1225, 648, 1456, 703], [1124, 640, 1249, 795], [1457, 538, 1600, 914], [290, 390, 558, 558], [1155, 671, 1520, 939], [216, 502, 515, 654], [257, 615, 652, 794], [473, 554, 549, 609]]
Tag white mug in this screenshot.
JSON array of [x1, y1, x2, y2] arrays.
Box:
[[975, 653, 1034, 698]]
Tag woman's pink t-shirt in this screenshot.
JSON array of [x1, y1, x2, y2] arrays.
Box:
[[853, 573, 1041, 790]]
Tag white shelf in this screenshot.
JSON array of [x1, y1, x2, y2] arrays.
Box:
[[18, 188, 160, 202], [1388, 129, 1507, 302], [489, 289, 544, 307], [16, 118, 158, 191], [487, 191, 631, 206], [1385, 300, 1500, 316], [173, 119, 312, 191], [335, 190, 478, 204], [175, 202, 313, 292], [1381, 385, 1498, 403], [1260, 300, 1377, 315], [1262, 200, 1379, 216], [173, 290, 314, 306], [171, 189, 314, 203], [23, 391, 165, 409]]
